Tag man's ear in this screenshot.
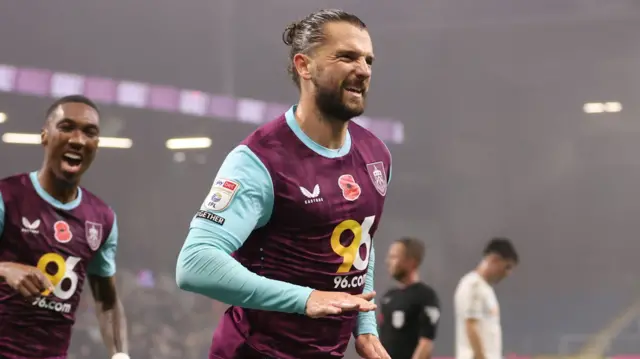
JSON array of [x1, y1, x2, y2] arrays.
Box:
[[41, 128, 48, 147], [293, 53, 313, 82]]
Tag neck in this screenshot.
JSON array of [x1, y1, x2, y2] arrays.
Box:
[[38, 166, 79, 204], [398, 271, 420, 288], [295, 95, 349, 150], [475, 261, 492, 284]]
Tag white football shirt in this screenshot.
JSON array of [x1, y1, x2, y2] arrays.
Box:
[[454, 271, 502, 359]]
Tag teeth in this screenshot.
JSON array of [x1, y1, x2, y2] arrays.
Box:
[[64, 153, 82, 160]]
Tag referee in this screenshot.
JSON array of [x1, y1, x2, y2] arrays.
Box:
[[379, 237, 440, 359]]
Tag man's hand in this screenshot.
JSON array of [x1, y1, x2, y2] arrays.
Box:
[[355, 333, 390, 359], [0, 262, 54, 298], [305, 290, 376, 318]]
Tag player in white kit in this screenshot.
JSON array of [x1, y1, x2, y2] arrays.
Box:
[[454, 238, 518, 359]]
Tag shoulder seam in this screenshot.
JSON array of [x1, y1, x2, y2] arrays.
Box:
[[235, 145, 273, 187]]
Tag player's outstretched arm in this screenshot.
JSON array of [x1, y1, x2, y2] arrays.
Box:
[[176, 145, 376, 317], [87, 215, 129, 358], [175, 145, 312, 313]]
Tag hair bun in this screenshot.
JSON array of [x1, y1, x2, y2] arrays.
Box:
[[282, 22, 298, 45]]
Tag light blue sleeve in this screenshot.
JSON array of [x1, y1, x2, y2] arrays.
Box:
[[0, 191, 4, 237], [87, 213, 118, 277], [354, 154, 390, 337], [175, 145, 314, 314], [354, 245, 378, 337]]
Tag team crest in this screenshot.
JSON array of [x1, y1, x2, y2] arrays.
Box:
[[366, 162, 387, 196], [85, 221, 103, 251], [203, 178, 240, 212], [338, 174, 361, 201]]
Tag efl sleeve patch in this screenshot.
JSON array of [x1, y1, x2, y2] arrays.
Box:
[[195, 210, 226, 226], [201, 178, 240, 212]]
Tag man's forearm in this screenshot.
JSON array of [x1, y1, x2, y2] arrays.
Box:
[[466, 321, 485, 359], [89, 275, 129, 356], [354, 246, 377, 336], [95, 297, 128, 355], [411, 338, 433, 359], [176, 228, 313, 314]]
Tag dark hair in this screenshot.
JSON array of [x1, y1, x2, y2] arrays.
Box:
[[396, 237, 425, 265], [45, 94, 100, 120], [483, 237, 519, 263], [282, 9, 367, 88]]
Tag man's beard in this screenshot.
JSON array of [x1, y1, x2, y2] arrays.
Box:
[[313, 78, 365, 122], [392, 268, 408, 282]]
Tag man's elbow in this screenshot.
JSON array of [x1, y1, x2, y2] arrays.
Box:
[[174, 241, 228, 295], [411, 337, 434, 359], [175, 248, 201, 292], [417, 337, 434, 352], [175, 263, 190, 291], [175, 227, 237, 296]]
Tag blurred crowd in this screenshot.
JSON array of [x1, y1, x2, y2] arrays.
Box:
[[68, 269, 228, 359]]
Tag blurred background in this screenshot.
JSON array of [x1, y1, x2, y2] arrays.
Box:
[[2, 0, 640, 358]]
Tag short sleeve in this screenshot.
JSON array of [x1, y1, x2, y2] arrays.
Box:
[[462, 281, 484, 319], [87, 213, 118, 277], [417, 288, 441, 339]]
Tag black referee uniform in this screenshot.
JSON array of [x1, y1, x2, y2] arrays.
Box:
[[379, 282, 440, 359]]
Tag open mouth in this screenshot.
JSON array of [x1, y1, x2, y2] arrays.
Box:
[[344, 87, 364, 96], [61, 152, 83, 172]]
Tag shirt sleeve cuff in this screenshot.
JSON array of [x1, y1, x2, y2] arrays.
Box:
[[354, 311, 379, 337], [293, 287, 315, 315]]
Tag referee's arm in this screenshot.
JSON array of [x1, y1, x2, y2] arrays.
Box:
[[412, 288, 441, 359]]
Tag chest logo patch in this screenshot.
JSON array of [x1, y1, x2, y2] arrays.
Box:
[[53, 221, 73, 243], [338, 174, 361, 201], [21, 217, 41, 234], [391, 310, 405, 329]]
